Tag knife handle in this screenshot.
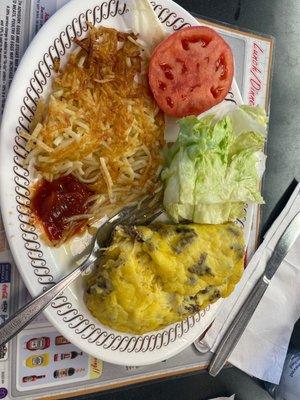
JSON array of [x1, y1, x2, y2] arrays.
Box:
[[209, 276, 269, 377]]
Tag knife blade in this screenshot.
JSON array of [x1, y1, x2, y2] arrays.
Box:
[[209, 211, 300, 377], [264, 212, 300, 280]]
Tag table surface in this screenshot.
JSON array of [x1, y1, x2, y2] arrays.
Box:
[[79, 1, 300, 399]]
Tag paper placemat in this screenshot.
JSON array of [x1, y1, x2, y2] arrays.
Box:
[[0, 1, 274, 398]]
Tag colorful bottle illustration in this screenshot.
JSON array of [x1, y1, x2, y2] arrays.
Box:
[[55, 335, 70, 346], [25, 336, 50, 351], [54, 351, 83, 361], [25, 353, 50, 368], [22, 374, 46, 383], [53, 367, 85, 379]]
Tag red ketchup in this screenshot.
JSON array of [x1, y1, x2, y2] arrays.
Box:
[[31, 174, 93, 245]]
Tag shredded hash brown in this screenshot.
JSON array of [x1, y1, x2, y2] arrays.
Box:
[[23, 25, 165, 235]]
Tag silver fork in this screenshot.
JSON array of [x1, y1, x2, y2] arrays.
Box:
[[0, 197, 162, 347]]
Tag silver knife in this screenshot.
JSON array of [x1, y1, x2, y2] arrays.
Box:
[[209, 211, 300, 377]]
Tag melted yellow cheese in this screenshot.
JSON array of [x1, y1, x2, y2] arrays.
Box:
[[85, 223, 244, 334]]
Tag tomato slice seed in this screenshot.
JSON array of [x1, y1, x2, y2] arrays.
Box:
[[181, 39, 189, 50], [176, 58, 188, 73], [160, 62, 172, 71], [190, 84, 201, 93], [181, 36, 210, 51], [166, 97, 174, 108], [215, 55, 225, 71], [159, 81, 167, 90], [165, 71, 174, 80], [211, 86, 224, 98]]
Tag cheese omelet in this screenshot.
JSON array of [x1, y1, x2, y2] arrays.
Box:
[[85, 223, 244, 334]]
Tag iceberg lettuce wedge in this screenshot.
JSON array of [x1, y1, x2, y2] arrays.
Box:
[[161, 104, 267, 224]]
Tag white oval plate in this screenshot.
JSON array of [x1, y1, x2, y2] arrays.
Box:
[[0, 0, 249, 365]]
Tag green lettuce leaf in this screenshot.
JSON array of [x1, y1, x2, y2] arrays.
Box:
[[161, 104, 267, 224]]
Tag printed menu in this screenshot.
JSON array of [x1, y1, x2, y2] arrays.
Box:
[[0, 1, 274, 398]]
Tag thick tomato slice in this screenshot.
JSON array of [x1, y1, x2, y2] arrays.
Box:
[[149, 26, 234, 118]]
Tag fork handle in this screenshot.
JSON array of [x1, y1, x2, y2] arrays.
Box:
[[0, 257, 93, 347], [209, 276, 269, 376]]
